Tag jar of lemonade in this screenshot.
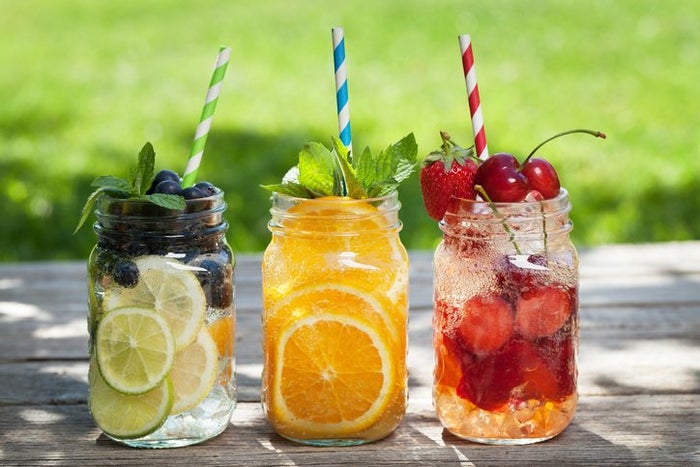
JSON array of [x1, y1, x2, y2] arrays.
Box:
[[261, 192, 409, 446], [86, 187, 236, 448], [432, 189, 578, 444]]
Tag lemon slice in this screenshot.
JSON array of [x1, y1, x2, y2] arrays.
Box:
[[169, 327, 219, 414], [89, 359, 173, 439], [96, 306, 175, 394], [271, 313, 394, 437], [103, 255, 206, 350]]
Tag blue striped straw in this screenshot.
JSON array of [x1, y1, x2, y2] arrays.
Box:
[[332, 27, 352, 154]]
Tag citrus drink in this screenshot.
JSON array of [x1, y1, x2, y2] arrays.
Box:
[[87, 192, 236, 448], [262, 193, 409, 445]]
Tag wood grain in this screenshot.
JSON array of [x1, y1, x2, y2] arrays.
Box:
[[1, 241, 699, 465]]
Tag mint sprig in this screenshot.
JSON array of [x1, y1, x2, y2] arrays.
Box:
[[262, 133, 418, 199], [74, 142, 186, 234]]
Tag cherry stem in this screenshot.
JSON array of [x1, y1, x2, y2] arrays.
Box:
[[474, 185, 522, 255], [523, 129, 607, 165]]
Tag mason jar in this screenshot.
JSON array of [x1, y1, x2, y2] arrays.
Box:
[[432, 189, 578, 444], [87, 191, 236, 448], [261, 193, 408, 446]]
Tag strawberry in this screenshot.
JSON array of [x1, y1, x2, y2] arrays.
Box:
[[515, 284, 575, 339], [457, 293, 514, 354], [419, 131, 478, 221]]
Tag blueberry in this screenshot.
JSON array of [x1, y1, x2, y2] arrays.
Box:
[[147, 170, 181, 194], [154, 179, 182, 194], [194, 181, 218, 197], [113, 261, 139, 287], [181, 186, 207, 199], [199, 258, 232, 308]]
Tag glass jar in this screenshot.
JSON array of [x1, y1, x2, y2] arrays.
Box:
[[87, 192, 236, 448], [261, 193, 408, 446], [432, 189, 578, 445]]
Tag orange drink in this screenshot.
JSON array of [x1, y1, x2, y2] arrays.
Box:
[[262, 193, 409, 446]]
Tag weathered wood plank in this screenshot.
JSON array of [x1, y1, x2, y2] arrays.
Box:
[[3, 301, 698, 406], [0, 395, 697, 465], [1, 242, 699, 464]]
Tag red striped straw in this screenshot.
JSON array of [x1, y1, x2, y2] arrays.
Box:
[[459, 35, 489, 160]]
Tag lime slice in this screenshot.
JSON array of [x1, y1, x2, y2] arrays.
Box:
[[169, 327, 219, 414], [103, 255, 206, 350], [89, 360, 173, 439], [96, 306, 175, 394]]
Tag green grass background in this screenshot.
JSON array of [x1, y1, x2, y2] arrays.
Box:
[[1, 0, 698, 261]]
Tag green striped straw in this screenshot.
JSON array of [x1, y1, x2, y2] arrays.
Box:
[[182, 46, 232, 187]]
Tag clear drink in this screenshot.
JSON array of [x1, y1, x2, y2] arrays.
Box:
[[87, 192, 236, 448], [432, 190, 578, 444], [261, 193, 408, 446]]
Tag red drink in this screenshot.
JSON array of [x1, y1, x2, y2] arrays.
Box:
[[432, 190, 578, 444]]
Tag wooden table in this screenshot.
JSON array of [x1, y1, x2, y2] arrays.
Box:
[[1, 242, 698, 465]]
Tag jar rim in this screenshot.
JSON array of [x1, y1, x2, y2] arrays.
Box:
[[446, 188, 570, 211], [270, 190, 399, 205], [96, 190, 226, 220]]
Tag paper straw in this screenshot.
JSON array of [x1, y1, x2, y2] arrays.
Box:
[[459, 35, 489, 160], [182, 46, 232, 187], [332, 27, 352, 154]]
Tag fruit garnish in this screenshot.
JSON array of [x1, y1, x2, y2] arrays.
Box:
[[103, 255, 206, 350], [74, 143, 186, 233], [420, 129, 606, 215], [473, 153, 529, 203], [261, 134, 418, 199], [419, 131, 478, 221], [89, 358, 173, 439], [270, 312, 394, 436], [169, 327, 219, 414], [457, 293, 514, 354], [514, 284, 575, 339], [95, 306, 176, 394]]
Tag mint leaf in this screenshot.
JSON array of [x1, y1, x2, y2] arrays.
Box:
[[359, 133, 418, 197], [131, 142, 156, 195], [74, 186, 111, 234], [261, 182, 315, 198], [262, 133, 417, 200], [144, 193, 186, 210], [91, 175, 134, 194], [298, 142, 338, 197], [331, 137, 365, 198]]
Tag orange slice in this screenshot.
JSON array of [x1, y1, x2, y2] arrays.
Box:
[[270, 313, 394, 437], [265, 283, 400, 345], [266, 197, 408, 305]]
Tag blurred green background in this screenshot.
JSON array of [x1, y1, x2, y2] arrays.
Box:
[[1, 0, 698, 261]]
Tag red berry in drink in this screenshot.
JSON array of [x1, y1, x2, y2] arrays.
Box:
[[473, 153, 529, 202], [537, 330, 577, 400], [458, 293, 514, 354], [520, 157, 561, 199], [515, 285, 575, 339]]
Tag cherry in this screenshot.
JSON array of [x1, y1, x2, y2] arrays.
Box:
[[473, 153, 529, 202], [471, 129, 605, 203], [520, 157, 561, 199]]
